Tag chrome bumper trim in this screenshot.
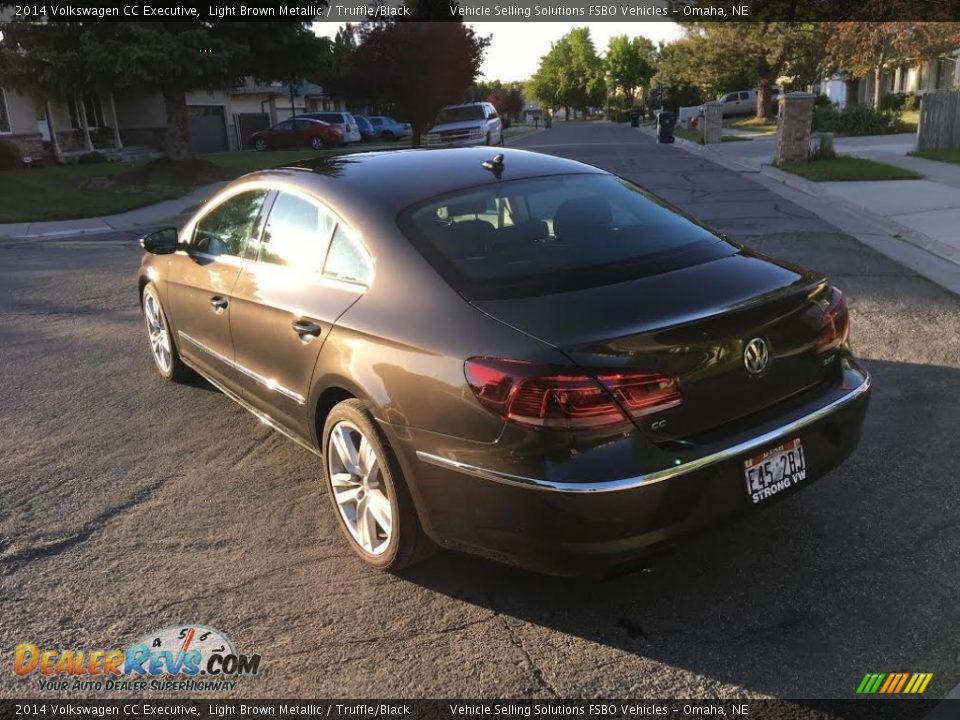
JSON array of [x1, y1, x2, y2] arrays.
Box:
[[416, 372, 871, 494]]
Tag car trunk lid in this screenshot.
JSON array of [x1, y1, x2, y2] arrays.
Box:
[[471, 251, 831, 440]]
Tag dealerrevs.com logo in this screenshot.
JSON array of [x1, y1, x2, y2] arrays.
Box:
[[14, 625, 261, 692]]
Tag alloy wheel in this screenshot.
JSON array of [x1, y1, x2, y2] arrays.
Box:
[[143, 290, 172, 374], [327, 420, 393, 556]]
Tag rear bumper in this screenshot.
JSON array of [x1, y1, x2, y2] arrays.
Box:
[[392, 360, 871, 574]]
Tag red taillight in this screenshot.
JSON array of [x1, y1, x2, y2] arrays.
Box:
[[816, 286, 850, 352], [464, 358, 682, 431]]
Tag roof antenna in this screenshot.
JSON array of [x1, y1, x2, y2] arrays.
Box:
[[482, 153, 504, 179]]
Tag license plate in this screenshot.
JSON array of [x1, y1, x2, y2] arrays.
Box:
[[744, 438, 806, 505]]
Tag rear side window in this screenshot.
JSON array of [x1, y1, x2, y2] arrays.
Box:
[[398, 174, 727, 299], [739, 91, 751, 101], [194, 190, 269, 257], [323, 225, 373, 286], [259, 191, 336, 270]]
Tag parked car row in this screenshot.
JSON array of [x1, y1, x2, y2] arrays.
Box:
[[249, 111, 412, 151]]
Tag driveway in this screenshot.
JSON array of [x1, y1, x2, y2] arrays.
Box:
[[1, 122, 959, 700]]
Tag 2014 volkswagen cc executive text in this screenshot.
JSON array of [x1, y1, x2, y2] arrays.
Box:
[[138, 147, 871, 574]]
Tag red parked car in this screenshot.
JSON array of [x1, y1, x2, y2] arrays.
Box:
[[249, 118, 344, 151]]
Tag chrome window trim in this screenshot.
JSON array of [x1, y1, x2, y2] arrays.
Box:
[[416, 372, 871, 494], [179, 331, 306, 406]]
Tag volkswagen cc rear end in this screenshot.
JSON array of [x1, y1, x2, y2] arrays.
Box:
[[138, 147, 870, 575]]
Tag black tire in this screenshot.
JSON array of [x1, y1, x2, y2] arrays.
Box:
[[498, 131, 505, 147], [141, 283, 191, 383], [321, 399, 434, 571], [310, 135, 325, 150], [381, 130, 395, 141], [485, 132, 492, 146], [253, 138, 267, 152]]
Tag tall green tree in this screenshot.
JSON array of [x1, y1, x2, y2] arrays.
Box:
[[531, 27, 606, 118], [605, 35, 656, 106], [825, 22, 960, 108], [681, 22, 825, 118], [341, 21, 489, 146]]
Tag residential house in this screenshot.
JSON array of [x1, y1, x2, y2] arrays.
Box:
[[0, 78, 347, 161], [819, 51, 960, 108]]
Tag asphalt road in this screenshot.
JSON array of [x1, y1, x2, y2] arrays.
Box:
[[2, 121, 959, 701]]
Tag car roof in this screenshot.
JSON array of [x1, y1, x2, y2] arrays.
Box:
[[235, 147, 607, 213]]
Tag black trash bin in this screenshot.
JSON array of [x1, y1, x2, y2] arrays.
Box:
[[656, 111, 676, 144], [629, 108, 640, 128]]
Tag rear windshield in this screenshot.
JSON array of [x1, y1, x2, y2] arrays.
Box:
[[435, 106, 485, 124], [398, 174, 730, 299]]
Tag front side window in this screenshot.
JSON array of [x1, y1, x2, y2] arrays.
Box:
[[193, 190, 269, 258], [723, 93, 738, 103], [399, 174, 728, 299], [370, 117, 382, 127], [323, 225, 373, 286], [259, 191, 336, 270]]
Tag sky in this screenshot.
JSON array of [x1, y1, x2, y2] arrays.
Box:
[[314, 22, 684, 83]]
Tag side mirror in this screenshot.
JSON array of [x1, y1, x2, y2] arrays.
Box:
[[139, 227, 179, 255]]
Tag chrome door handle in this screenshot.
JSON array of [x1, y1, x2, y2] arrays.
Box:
[[209, 296, 228, 312], [291, 319, 322, 338]]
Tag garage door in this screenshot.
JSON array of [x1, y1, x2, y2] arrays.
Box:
[[188, 105, 228, 154]]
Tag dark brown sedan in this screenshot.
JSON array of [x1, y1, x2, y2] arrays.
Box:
[[138, 148, 870, 574]]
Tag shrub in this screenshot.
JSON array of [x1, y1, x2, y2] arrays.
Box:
[[838, 104, 901, 136], [880, 92, 906, 113], [902, 93, 921, 112], [813, 94, 834, 109], [0, 140, 23, 170], [812, 104, 840, 132], [77, 151, 109, 165]]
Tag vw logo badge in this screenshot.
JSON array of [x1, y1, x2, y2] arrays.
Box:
[[743, 337, 770, 376]]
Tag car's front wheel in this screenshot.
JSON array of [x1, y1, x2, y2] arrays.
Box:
[[310, 136, 325, 150], [142, 283, 190, 382], [253, 137, 267, 152], [322, 399, 432, 571], [381, 130, 395, 140]]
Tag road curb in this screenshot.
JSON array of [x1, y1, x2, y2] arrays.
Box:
[[0, 181, 226, 241], [663, 132, 960, 297]]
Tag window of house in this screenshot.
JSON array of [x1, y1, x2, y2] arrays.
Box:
[[0, 88, 11, 134], [69, 95, 105, 130]]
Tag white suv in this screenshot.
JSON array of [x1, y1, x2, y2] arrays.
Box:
[[301, 112, 362, 143], [425, 102, 503, 148]]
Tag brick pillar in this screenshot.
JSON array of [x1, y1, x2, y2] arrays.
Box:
[[775, 92, 815, 164], [702, 101, 723, 144]]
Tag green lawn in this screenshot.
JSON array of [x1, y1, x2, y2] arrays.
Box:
[[722, 115, 779, 132], [0, 142, 409, 223], [909, 148, 960, 165], [778, 155, 923, 182]]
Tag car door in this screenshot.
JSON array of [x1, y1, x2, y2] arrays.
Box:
[[229, 189, 373, 435], [268, 119, 295, 148], [166, 188, 270, 392]]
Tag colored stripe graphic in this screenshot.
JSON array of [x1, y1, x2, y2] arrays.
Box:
[[858, 672, 932, 694]]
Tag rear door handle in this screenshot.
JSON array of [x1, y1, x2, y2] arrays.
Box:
[[291, 319, 322, 338], [210, 296, 228, 311]]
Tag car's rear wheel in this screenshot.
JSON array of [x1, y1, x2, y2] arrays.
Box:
[[142, 283, 190, 382], [485, 131, 492, 146], [498, 131, 505, 147], [253, 138, 267, 152], [310, 136, 325, 150], [381, 130, 395, 140], [322, 399, 432, 571]]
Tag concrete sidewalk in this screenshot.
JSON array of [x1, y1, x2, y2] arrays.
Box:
[[640, 124, 960, 295], [0, 182, 226, 240]]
